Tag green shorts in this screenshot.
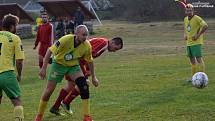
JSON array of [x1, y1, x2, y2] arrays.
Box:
[[48, 62, 81, 83], [187, 44, 202, 58], [0, 71, 21, 99]]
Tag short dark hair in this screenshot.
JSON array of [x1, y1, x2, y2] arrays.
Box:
[[2, 14, 19, 31], [112, 37, 123, 49]]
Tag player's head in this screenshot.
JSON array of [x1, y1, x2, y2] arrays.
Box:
[[185, 4, 194, 17], [2, 14, 19, 34], [75, 25, 89, 43], [41, 14, 48, 23], [108, 37, 123, 52]]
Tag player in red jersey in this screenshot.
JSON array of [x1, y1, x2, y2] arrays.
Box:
[[33, 11, 54, 68], [49, 37, 123, 116]]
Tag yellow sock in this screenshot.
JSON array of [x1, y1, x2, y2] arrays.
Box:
[[14, 106, 24, 121], [191, 64, 197, 76], [38, 100, 48, 115], [198, 62, 205, 72], [82, 99, 90, 116]]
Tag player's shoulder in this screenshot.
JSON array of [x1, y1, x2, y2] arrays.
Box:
[[11, 33, 21, 42], [194, 15, 203, 20], [184, 16, 188, 21], [60, 34, 75, 42], [0, 31, 21, 42], [84, 40, 91, 46]]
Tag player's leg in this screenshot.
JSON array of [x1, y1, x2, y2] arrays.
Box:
[[35, 62, 65, 120], [35, 81, 57, 121], [69, 70, 92, 121], [60, 81, 79, 115], [2, 71, 24, 121], [11, 98, 24, 121], [50, 76, 76, 115], [187, 46, 197, 77], [196, 57, 205, 72], [194, 44, 205, 72], [189, 57, 197, 76], [38, 45, 48, 68], [62, 85, 80, 108]]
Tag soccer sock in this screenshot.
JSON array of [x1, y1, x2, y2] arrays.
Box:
[[63, 88, 80, 105], [38, 100, 48, 116], [199, 62, 205, 72], [82, 99, 90, 116], [53, 89, 68, 109], [191, 64, 197, 76], [14, 106, 24, 121], [39, 61, 43, 68]]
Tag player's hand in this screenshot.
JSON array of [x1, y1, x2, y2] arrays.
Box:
[[184, 35, 187, 40], [33, 46, 37, 50], [16, 75, 21, 82], [192, 34, 199, 41], [86, 79, 91, 85], [92, 77, 99, 87], [39, 68, 46, 80]]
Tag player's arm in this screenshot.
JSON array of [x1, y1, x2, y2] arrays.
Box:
[[16, 59, 23, 82], [39, 49, 52, 80], [84, 45, 99, 87], [14, 38, 25, 82], [88, 61, 99, 87], [193, 18, 208, 41]]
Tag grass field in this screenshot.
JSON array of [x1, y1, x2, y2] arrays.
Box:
[[1, 20, 215, 121]]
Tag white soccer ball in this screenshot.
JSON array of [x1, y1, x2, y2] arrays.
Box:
[[192, 72, 208, 88]]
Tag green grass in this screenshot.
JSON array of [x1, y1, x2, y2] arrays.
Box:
[[1, 20, 215, 121]]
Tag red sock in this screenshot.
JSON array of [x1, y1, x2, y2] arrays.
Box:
[[39, 61, 43, 68], [63, 88, 80, 105], [53, 89, 68, 109]]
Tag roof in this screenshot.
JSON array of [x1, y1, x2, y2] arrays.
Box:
[[37, 0, 96, 19], [0, 3, 34, 23]]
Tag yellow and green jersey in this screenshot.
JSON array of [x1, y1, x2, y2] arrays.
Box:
[[184, 15, 208, 46], [0, 31, 25, 73], [49, 34, 93, 67]]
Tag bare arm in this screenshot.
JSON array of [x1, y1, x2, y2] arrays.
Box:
[[193, 24, 208, 41], [16, 59, 23, 82], [88, 61, 99, 87], [39, 49, 52, 79]]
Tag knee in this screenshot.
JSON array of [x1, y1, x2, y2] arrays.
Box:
[[75, 77, 89, 99]]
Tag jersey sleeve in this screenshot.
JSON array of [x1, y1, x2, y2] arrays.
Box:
[[14, 37, 25, 60], [83, 43, 93, 62], [49, 40, 61, 55], [197, 16, 208, 27], [49, 35, 69, 55]]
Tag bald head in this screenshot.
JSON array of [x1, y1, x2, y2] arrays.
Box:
[[75, 25, 89, 43], [75, 25, 89, 34]]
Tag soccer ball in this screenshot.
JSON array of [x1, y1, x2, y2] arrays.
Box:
[[192, 72, 208, 88]]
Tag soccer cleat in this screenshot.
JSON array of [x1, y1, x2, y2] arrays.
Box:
[[83, 115, 93, 121], [61, 101, 73, 115], [34, 114, 42, 121], [49, 107, 65, 116], [15, 117, 24, 121], [187, 79, 192, 83]]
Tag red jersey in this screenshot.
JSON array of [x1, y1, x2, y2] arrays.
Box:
[[35, 22, 54, 56], [80, 38, 108, 77], [35, 22, 53, 45]]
